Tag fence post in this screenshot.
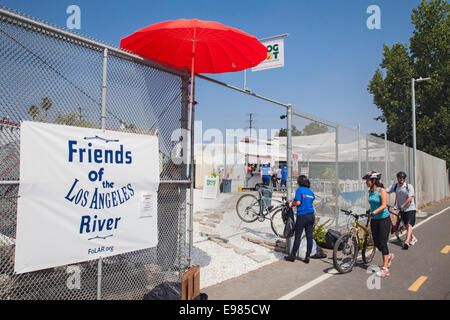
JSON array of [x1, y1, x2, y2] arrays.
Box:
[[366, 134, 369, 173], [175, 73, 190, 272], [365, 134, 370, 207], [286, 104, 293, 202], [385, 132, 388, 184], [101, 48, 108, 131], [358, 124, 361, 180], [97, 257, 103, 300], [188, 74, 196, 268], [403, 143, 407, 175], [335, 125, 339, 229], [96, 47, 108, 300], [286, 103, 292, 254]]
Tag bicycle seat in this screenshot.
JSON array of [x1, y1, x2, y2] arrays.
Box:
[[387, 205, 400, 213]]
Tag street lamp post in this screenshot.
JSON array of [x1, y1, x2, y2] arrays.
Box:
[[411, 76, 430, 207]]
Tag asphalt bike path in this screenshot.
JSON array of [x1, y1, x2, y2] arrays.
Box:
[[203, 198, 450, 300]]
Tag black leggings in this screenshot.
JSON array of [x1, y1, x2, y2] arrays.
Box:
[[370, 217, 391, 256]]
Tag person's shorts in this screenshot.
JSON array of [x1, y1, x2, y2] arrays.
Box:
[[401, 210, 416, 227]]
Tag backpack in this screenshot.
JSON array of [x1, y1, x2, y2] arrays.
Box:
[[321, 229, 342, 250], [393, 183, 409, 192], [143, 282, 181, 300]]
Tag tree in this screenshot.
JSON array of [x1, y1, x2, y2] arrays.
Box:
[[370, 132, 385, 139], [28, 105, 39, 120], [277, 125, 302, 137], [368, 0, 449, 166], [55, 111, 96, 128], [302, 122, 329, 136], [40, 97, 52, 120], [321, 167, 335, 179]]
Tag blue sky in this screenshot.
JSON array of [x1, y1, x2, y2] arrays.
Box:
[[0, 0, 422, 137]]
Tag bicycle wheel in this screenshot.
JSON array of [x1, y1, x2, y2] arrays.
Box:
[[362, 233, 376, 264], [333, 233, 358, 274], [236, 194, 260, 223], [270, 208, 286, 238], [395, 218, 407, 244]]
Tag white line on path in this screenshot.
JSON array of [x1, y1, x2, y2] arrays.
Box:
[[277, 206, 450, 300], [277, 269, 338, 300], [410, 206, 449, 228]]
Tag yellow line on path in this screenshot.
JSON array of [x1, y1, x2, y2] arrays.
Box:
[[408, 276, 428, 292], [441, 245, 450, 254]]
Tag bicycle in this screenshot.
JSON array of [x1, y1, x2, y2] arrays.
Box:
[[332, 209, 376, 274], [388, 205, 408, 245], [235, 185, 290, 238], [314, 194, 335, 217]]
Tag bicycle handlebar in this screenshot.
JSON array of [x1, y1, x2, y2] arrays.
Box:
[[340, 209, 372, 218]]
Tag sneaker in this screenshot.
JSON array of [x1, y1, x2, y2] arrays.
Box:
[[402, 243, 409, 250], [284, 255, 296, 262], [376, 268, 390, 277], [387, 253, 395, 267], [410, 237, 418, 246], [303, 255, 310, 264]]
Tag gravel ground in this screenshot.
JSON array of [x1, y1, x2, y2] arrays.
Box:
[[190, 189, 286, 289]]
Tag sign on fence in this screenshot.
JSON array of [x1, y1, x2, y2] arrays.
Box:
[[292, 153, 299, 176], [252, 39, 285, 72], [14, 121, 160, 274]]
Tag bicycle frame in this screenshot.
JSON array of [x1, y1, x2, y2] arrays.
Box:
[[387, 206, 405, 232], [341, 209, 373, 251], [350, 218, 372, 251]]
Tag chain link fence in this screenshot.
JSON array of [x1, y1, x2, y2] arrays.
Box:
[[290, 107, 450, 230], [0, 8, 192, 299]]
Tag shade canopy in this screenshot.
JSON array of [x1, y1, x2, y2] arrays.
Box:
[[120, 19, 267, 74]]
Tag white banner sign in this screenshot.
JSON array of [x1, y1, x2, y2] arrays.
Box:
[[252, 39, 285, 72], [14, 121, 160, 274], [202, 176, 219, 199]]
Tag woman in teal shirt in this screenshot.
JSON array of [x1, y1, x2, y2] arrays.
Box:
[[363, 171, 394, 278]]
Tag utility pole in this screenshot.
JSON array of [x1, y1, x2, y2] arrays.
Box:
[[244, 113, 254, 188], [249, 113, 253, 139], [411, 76, 431, 208]]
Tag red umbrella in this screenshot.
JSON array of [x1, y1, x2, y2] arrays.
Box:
[[120, 19, 267, 74], [120, 18, 266, 172], [120, 19, 266, 120]]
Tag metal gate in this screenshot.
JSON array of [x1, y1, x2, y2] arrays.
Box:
[[0, 7, 192, 299]]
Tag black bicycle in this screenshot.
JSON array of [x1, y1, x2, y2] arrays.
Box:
[[235, 185, 290, 238], [314, 194, 335, 216]]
